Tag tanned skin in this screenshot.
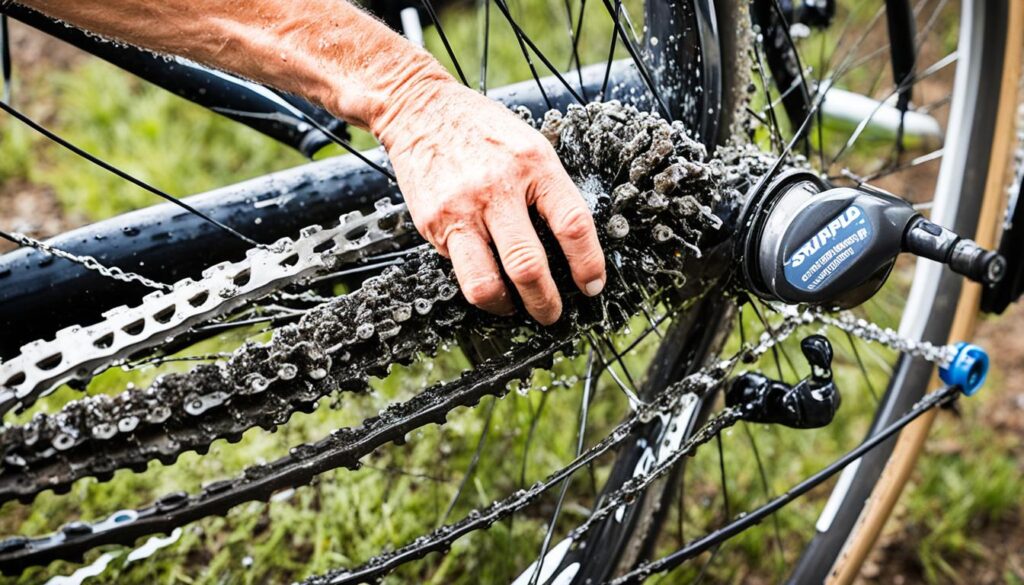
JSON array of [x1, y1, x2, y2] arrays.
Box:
[[18, 0, 606, 324]]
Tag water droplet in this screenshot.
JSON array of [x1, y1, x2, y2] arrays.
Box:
[[278, 363, 298, 380], [356, 323, 375, 339], [248, 374, 270, 393], [607, 214, 630, 239]]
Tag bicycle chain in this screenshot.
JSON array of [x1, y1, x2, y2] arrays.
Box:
[[0, 100, 952, 579], [812, 310, 957, 365], [305, 311, 809, 585], [0, 198, 411, 416], [0, 249, 470, 504], [0, 295, 768, 574], [0, 336, 569, 571], [0, 230, 172, 292]]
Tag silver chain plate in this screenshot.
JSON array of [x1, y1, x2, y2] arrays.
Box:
[[0, 198, 409, 416]]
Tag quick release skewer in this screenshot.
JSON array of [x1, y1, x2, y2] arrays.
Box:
[[739, 171, 1007, 309]]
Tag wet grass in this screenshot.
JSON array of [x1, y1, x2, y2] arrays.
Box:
[[0, 2, 1022, 584]]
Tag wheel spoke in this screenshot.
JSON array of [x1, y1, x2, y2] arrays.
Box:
[[598, 0, 672, 120], [440, 396, 497, 525], [479, 0, 491, 93], [612, 386, 962, 584], [742, 422, 786, 568], [527, 352, 593, 585], [561, 0, 588, 101], [421, 0, 471, 86], [0, 101, 259, 246]]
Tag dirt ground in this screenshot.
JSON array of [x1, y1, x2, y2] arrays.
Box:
[[0, 181, 70, 252]]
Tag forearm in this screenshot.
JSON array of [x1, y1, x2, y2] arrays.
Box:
[[17, 0, 452, 131]]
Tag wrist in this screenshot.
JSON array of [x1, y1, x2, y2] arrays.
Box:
[[367, 58, 454, 146], [315, 26, 454, 138]]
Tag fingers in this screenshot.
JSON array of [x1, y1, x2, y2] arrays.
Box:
[[486, 202, 563, 325], [534, 170, 606, 296], [446, 229, 515, 316]]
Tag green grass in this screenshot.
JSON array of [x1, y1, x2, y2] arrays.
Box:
[[1, 2, 1021, 584], [0, 59, 306, 220]]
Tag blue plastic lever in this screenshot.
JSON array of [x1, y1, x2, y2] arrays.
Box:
[[938, 342, 989, 396]]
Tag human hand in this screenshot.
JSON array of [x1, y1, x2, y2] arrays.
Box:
[[371, 75, 606, 325]]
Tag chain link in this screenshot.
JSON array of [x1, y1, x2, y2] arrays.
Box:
[[812, 309, 956, 365], [0, 229, 171, 291], [0, 199, 410, 415]]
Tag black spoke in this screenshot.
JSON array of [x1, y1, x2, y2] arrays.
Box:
[[768, 0, 813, 154], [479, 0, 491, 93], [493, 0, 585, 105], [613, 386, 961, 583], [527, 351, 593, 585], [844, 330, 880, 404], [519, 390, 551, 488], [690, 433, 731, 585], [421, 0, 470, 86], [742, 422, 786, 568], [562, 0, 588, 100], [493, 0, 554, 109], [587, 331, 644, 407], [284, 105, 398, 181], [599, 1, 620, 100], [0, 14, 9, 103], [440, 396, 497, 524], [0, 100, 259, 246], [825, 2, 953, 169], [598, 0, 672, 120], [599, 333, 643, 392], [750, 41, 785, 153], [748, 299, 786, 379]]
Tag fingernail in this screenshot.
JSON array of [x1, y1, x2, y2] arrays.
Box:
[[585, 278, 605, 296]]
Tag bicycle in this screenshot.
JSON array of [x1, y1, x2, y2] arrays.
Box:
[[0, 0, 1021, 583]]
